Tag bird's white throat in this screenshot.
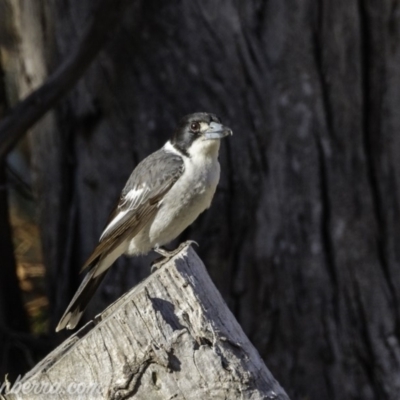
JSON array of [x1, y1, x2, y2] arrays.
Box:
[[187, 137, 221, 159], [164, 139, 220, 160]]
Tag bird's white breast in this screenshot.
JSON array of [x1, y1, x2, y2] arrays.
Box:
[[126, 139, 221, 254]]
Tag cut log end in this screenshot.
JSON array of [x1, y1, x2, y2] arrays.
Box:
[[6, 246, 290, 400]]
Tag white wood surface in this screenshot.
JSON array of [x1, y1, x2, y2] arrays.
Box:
[[6, 246, 290, 400]]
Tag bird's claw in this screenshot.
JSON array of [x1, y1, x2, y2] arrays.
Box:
[[183, 240, 199, 248], [151, 240, 199, 273], [151, 259, 165, 273]]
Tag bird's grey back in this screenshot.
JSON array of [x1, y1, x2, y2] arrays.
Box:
[[122, 149, 184, 197]]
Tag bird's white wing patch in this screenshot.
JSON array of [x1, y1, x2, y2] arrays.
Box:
[[121, 185, 148, 209], [99, 185, 148, 241]]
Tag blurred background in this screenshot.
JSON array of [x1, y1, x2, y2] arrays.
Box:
[[1, 1, 400, 399]]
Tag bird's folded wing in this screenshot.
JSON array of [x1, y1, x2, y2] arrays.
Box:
[[81, 150, 184, 272]]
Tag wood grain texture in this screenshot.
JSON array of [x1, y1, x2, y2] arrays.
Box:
[[6, 246, 289, 400]]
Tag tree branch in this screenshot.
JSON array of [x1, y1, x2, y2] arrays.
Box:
[[0, 0, 132, 159]]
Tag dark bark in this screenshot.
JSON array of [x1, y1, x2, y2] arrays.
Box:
[[0, 63, 29, 380], [4, 0, 400, 399], [0, 161, 31, 382]]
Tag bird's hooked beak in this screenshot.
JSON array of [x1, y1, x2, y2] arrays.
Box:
[[203, 122, 233, 140]]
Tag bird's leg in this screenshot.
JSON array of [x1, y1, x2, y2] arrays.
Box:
[[154, 240, 199, 258], [151, 240, 199, 272], [154, 246, 171, 257], [151, 246, 170, 272]]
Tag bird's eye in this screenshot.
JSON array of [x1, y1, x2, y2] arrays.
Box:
[[190, 122, 200, 132]]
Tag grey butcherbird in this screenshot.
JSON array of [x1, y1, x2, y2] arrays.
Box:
[[56, 112, 232, 331]]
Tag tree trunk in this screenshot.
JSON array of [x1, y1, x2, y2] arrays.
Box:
[[0, 159, 30, 381], [4, 247, 289, 400], [0, 14, 30, 381], [3, 1, 400, 399]]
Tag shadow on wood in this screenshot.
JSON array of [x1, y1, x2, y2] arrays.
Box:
[[4, 246, 289, 399]]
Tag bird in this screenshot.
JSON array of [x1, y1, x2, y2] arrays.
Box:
[[56, 112, 232, 331]]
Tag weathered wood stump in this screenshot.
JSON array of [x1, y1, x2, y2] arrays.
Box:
[[5, 246, 289, 399]]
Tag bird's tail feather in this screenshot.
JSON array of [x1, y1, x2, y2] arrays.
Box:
[[55, 268, 108, 332]]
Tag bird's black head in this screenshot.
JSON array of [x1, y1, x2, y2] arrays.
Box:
[[170, 112, 232, 157]]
